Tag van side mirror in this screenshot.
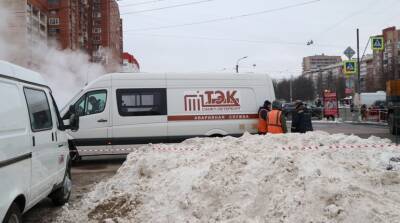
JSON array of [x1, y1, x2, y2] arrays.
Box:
[[68, 105, 80, 131]]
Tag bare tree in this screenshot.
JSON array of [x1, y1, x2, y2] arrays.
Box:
[[292, 76, 315, 101]]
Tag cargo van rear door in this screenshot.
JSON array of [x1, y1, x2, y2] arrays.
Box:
[[23, 87, 56, 203]]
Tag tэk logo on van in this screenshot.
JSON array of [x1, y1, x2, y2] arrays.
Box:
[[184, 89, 240, 111]]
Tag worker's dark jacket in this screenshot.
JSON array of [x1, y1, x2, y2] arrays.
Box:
[[291, 110, 313, 133]]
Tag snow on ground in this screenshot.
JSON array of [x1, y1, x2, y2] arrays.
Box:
[[57, 131, 400, 223]]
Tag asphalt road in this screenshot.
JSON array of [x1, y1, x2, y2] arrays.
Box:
[[22, 122, 398, 222], [313, 122, 397, 142], [23, 157, 125, 223]]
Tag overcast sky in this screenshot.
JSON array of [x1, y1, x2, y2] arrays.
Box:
[[119, 0, 400, 78]]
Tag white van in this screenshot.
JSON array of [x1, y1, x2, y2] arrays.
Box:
[[62, 72, 275, 157], [0, 61, 79, 223]]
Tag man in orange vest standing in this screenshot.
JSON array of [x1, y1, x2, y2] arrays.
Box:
[[258, 100, 271, 135], [267, 100, 287, 134]]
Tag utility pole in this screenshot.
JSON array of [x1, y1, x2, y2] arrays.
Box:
[[355, 28, 361, 122], [357, 28, 361, 95]]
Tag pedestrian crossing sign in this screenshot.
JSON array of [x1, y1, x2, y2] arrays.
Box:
[[371, 36, 384, 51], [343, 60, 357, 75]]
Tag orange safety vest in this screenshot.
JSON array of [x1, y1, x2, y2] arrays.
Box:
[[258, 108, 268, 134], [267, 110, 284, 134]]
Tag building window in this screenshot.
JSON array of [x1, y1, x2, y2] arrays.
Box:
[[93, 20, 101, 27], [48, 28, 60, 35], [93, 12, 101, 18], [32, 7, 39, 17], [93, 44, 100, 50], [93, 28, 101, 33], [93, 35, 101, 41], [26, 3, 32, 12], [48, 17, 60, 25]]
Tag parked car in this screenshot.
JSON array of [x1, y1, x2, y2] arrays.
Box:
[[61, 72, 275, 158], [282, 103, 296, 119], [0, 61, 79, 223], [308, 105, 323, 120], [372, 100, 386, 109]]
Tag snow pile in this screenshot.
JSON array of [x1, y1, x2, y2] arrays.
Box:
[[57, 132, 400, 223]]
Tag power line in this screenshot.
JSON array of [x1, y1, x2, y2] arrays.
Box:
[[124, 0, 322, 32], [16, 0, 166, 13], [315, 0, 375, 38], [121, 0, 217, 15], [119, 0, 169, 7], [127, 32, 345, 48]]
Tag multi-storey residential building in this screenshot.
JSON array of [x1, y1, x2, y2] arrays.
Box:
[[303, 62, 348, 99], [302, 54, 342, 73], [371, 26, 400, 91], [3, 0, 123, 71], [47, 0, 89, 50], [90, 0, 123, 71], [360, 54, 374, 92], [3, 0, 48, 66]]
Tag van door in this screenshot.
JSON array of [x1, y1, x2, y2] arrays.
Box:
[[112, 88, 168, 150], [23, 87, 57, 202], [0, 80, 31, 219], [68, 89, 111, 155]]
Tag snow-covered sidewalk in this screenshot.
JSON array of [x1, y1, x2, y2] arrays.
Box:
[[57, 132, 400, 223]]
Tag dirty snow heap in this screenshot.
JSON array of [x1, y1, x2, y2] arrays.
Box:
[[57, 131, 400, 223]]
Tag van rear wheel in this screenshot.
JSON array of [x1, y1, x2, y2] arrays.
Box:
[[3, 202, 22, 223], [50, 170, 72, 206]]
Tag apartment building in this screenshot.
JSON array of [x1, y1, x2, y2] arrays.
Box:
[[302, 54, 342, 73], [360, 54, 374, 92], [371, 26, 400, 91], [3, 0, 123, 71], [2, 0, 48, 66], [303, 62, 345, 95], [47, 0, 89, 51], [89, 0, 123, 70]]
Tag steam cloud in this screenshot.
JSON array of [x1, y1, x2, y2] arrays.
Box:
[[0, 2, 106, 108]]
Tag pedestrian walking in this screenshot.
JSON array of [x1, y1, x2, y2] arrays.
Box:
[[267, 101, 287, 134], [258, 100, 271, 135], [291, 101, 313, 133], [361, 104, 367, 121]]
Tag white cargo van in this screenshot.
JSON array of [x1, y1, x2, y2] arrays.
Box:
[[62, 72, 275, 157], [0, 61, 79, 223]]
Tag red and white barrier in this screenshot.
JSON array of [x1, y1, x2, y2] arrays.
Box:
[[69, 143, 400, 154]]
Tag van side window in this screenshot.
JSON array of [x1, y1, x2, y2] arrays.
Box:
[[24, 88, 53, 132], [75, 95, 86, 116], [116, 88, 167, 116], [74, 90, 107, 116]]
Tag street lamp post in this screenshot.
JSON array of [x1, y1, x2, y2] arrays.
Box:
[[235, 56, 248, 73], [290, 75, 293, 103]]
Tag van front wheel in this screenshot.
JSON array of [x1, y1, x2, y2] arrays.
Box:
[[50, 170, 72, 206], [3, 202, 22, 223]]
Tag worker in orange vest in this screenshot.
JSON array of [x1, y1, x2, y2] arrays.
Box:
[[258, 100, 271, 135], [267, 101, 287, 134]]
